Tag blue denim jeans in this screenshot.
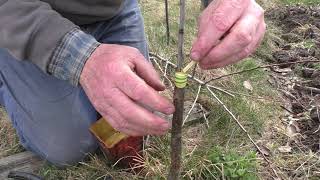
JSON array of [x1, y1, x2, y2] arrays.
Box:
[[0, 0, 147, 167]]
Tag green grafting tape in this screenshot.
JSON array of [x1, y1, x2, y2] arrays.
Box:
[[175, 72, 188, 88]]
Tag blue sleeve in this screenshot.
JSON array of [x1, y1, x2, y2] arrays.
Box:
[[48, 28, 101, 86]]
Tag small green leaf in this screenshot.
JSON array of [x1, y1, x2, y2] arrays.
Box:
[[237, 169, 246, 176]]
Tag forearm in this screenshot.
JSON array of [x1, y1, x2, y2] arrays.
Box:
[[0, 0, 76, 72]]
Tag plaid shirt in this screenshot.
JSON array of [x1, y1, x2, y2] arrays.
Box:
[[48, 28, 100, 86]]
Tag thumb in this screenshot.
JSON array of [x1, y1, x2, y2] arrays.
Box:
[[190, 0, 250, 61], [132, 54, 165, 91], [190, 11, 226, 61], [190, 32, 220, 61]]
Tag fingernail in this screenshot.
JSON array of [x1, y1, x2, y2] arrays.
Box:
[[191, 51, 201, 61]]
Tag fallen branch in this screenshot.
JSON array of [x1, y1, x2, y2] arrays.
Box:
[[199, 104, 210, 128], [183, 85, 202, 126], [294, 84, 320, 94], [206, 87, 264, 158], [191, 61, 197, 78], [150, 57, 174, 90], [168, 0, 186, 179], [204, 60, 320, 85]]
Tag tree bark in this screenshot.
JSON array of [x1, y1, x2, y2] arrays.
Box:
[[165, 0, 170, 45], [168, 88, 185, 180], [167, 0, 186, 179]]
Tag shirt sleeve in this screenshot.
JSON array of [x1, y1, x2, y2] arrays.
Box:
[[48, 28, 101, 86], [0, 0, 77, 72]]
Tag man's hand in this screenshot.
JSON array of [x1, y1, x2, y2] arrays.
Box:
[[80, 44, 175, 136], [191, 0, 266, 69]]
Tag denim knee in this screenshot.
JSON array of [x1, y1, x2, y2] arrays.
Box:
[[38, 133, 98, 168], [0, 47, 100, 168], [0, 74, 4, 106]]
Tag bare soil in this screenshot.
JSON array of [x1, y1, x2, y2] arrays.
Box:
[[267, 5, 320, 153]]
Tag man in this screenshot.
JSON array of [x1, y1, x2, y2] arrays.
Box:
[[0, 0, 265, 167]]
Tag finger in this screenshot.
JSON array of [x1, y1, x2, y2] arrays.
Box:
[[200, 13, 261, 67], [99, 104, 166, 136], [116, 68, 174, 115], [190, 0, 250, 61], [91, 97, 142, 136], [131, 52, 165, 91], [203, 21, 266, 69], [99, 107, 143, 136], [105, 87, 171, 135]]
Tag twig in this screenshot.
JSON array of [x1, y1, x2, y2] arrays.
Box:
[[206, 86, 281, 178], [204, 60, 320, 85], [150, 56, 165, 74], [164, 59, 169, 76], [183, 85, 202, 125], [280, 105, 295, 114], [150, 57, 174, 90], [163, 60, 175, 90], [191, 62, 197, 78], [225, 126, 238, 149], [215, 88, 280, 102], [206, 84, 235, 97], [168, 0, 186, 179], [150, 54, 234, 97], [165, 0, 170, 45], [206, 87, 248, 137], [294, 151, 319, 173], [313, 107, 320, 134], [199, 104, 210, 128], [294, 84, 320, 94]]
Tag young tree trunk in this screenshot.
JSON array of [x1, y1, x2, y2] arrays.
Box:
[[168, 88, 185, 180], [165, 0, 170, 45], [167, 0, 186, 179]]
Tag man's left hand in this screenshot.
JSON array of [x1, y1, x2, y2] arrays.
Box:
[[191, 0, 266, 69]]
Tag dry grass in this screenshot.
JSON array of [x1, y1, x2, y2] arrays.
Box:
[[0, 107, 22, 158], [1, 0, 319, 179]]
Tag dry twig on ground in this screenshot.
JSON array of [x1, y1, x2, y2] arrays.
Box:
[[204, 60, 320, 85]]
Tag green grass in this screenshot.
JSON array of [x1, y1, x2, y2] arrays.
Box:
[[206, 147, 258, 179]]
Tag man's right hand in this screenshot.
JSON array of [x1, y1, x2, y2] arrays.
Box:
[[80, 44, 175, 136]]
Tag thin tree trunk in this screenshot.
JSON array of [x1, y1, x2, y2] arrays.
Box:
[[167, 0, 186, 179], [165, 0, 170, 45]]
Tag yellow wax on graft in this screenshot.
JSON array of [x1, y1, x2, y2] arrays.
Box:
[[175, 72, 188, 88]]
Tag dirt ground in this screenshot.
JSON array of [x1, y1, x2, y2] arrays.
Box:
[[266, 5, 320, 154]]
